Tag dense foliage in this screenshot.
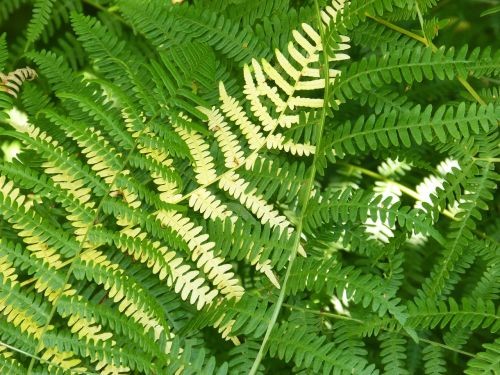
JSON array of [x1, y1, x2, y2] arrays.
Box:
[[0, 0, 499, 374]]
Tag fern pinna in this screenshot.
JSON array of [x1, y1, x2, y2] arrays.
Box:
[[0, 0, 498, 374]]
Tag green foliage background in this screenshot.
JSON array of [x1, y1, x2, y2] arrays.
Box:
[[0, 0, 499, 374]]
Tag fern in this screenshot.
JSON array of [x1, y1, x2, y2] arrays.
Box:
[[465, 338, 500, 375], [25, 0, 55, 48], [0, 0, 498, 373]]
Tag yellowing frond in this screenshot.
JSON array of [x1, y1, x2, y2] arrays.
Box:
[[79, 249, 169, 340], [198, 106, 245, 168], [219, 171, 288, 230], [175, 119, 218, 185], [157, 210, 245, 300], [116, 226, 219, 310], [188, 187, 235, 222], [0, 67, 37, 98], [219, 82, 265, 150], [266, 134, 316, 156]]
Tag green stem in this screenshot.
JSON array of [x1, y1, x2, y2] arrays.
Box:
[[474, 157, 500, 163], [414, 1, 428, 44], [248, 1, 331, 373], [365, 13, 428, 45], [343, 163, 423, 201], [458, 76, 487, 106]]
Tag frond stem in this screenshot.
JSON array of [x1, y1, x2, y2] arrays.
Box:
[[365, 13, 428, 45]]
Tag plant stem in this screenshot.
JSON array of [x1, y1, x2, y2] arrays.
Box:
[[248, 1, 331, 373], [458, 76, 487, 105], [365, 13, 428, 45]]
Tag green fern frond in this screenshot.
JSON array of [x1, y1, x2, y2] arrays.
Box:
[[329, 0, 406, 29], [304, 187, 444, 243], [465, 338, 500, 375], [267, 321, 377, 374], [379, 332, 409, 375], [327, 103, 498, 159], [25, 0, 55, 48], [287, 257, 410, 327], [333, 45, 500, 101], [408, 298, 500, 332], [422, 345, 446, 375], [418, 148, 499, 302], [118, 0, 272, 65]]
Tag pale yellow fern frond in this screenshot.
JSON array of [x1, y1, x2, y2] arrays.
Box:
[[188, 187, 235, 222], [79, 248, 170, 340], [174, 119, 218, 185], [0, 67, 37, 98], [156, 210, 245, 300], [117, 225, 220, 310], [198, 106, 245, 169]]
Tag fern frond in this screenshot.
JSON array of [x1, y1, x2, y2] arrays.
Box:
[[304, 187, 444, 244], [351, 21, 420, 53], [465, 338, 500, 375], [287, 257, 410, 328], [25, 0, 55, 48], [42, 331, 156, 374], [417, 154, 499, 302], [379, 332, 409, 375], [240, 156, 307, 204], [166, 338, 228, 375], [408, 298, 500, 332], [267, 321, 376, 375], [422, 345, 446, 375], [118, 0, 271, 65], [156, 210, 245, 300], [327, 0, 406, 29], [1, 238, 170, 367], [88, 227, 219, 310], [327, 103, 498, 160], [0, 67, 37, 98], [333, 45, 499, 101], [174, 120, 218, 186], [0, 344, 26, 374], [74, 248, 171, 339], [0, 34, 7, 72], [228, 340, 265, 375]]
